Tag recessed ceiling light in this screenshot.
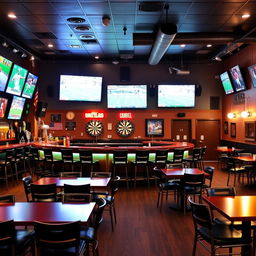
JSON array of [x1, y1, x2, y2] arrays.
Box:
[[74, 25, 90, 31], [2, 42, 8, 48], [67, 17, 86, 23], [12, 48, 19, 53], [30, 56, 35, 61], [8, 13, 17, 19], [214, 56, 222, 61], [95, 56, 99, 59], [112, 60, 119, 65], [80, 34, 95, 40], [180, 44, 186, 48], [242, 13, 250, 19], [48, 43, 54, 48], [69, 44, 82, 48], [206, 44, 212, 48], [21, 53, 27, 58]]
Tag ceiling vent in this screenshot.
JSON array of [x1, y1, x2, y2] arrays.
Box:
[[81, 39, 98, 44], [119, 50, 134, 60], [67, 17, 86, 23], [80, 34, 95, 40], [139, 1, 165, 12], [74, 25, 91, 31], [33, 32, 57, 39]]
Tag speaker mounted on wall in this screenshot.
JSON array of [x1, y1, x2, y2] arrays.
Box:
[[36, 102, 48, 117], [195, 84, 202, 96], [120, 66, 130, 82], [177, 113, 186, 117]]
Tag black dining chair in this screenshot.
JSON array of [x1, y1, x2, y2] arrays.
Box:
[[63, 183, 91, 194], [22, 175, 32, 202], [31, 183, 57, 202]]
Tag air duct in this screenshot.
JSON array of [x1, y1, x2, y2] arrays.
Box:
[[148, 23, 177, 65]]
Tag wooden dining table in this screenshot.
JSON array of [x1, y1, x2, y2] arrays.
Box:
[[160, 168, 209, 178], [0, 202, 96, 225], [203, 195, 256, 256], [33, 177, 111, 188]]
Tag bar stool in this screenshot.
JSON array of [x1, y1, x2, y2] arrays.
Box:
[[0, 149, 15, 188], [31, 147, 45, 175], [78, 150, 99, 176], [112, 150, 129, 188], [42, 148, 61, 176], [61, 149, 74, 172], [168, 148, 185, 168], [130, 150, 150, 187], [185, 147, 201, 168]]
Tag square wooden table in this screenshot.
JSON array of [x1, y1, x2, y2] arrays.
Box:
[[33, 177, 110, 188], [161, 168, 209, 178], [0, 202, 96, 225], [203, 195, 256, 256]]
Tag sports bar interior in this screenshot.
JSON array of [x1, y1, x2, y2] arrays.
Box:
[[1, 0, 256, 255]]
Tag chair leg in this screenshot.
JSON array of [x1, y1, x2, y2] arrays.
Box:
[[192, 233, 197, 256], [125, 166, 129, 188], [227, 172, 230, 186], [109, 205, 114, 232], [112, 202, 117, 224], [134, 166, 137, 188], [146, 166, 150, 187], [157, 191, 160, 208]]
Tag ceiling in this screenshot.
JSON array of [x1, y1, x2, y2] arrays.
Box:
[[0, 0, 256, 63]]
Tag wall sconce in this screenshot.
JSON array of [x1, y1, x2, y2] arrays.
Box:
[[241, 111, 251, 118], [227, 112, 236, 119]]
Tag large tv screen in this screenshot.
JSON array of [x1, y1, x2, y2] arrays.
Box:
[[22, 73, 38, 99], [229, 65, 246, 92], [0, 55, 13, 92], [220, 71, 234, 94], [7, 96, 26, 120], [248, 64, 256, 88], [107, 85, 147, 109], [6, 64, 28, 96], [0, 97, 8, 119], [157, 84, 195, 107], [59, 75, 102, 102]]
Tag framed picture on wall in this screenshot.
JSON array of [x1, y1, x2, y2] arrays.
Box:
[[51, 114, 61, 123], [224, 121, 228, 134], [245, 121, 256, 141], [230, 123, 236, 138], [145, 119, 164, 137]]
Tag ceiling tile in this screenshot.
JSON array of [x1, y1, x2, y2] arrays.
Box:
[[51, 2, 84, 14], [110, 3, 136, 14], [22, 3, 58, 15], [187, 3, 219, 15], [0, 3, 31, 15], [80, 3, 110, 15]]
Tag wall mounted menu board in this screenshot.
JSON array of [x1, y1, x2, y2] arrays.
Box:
[[65, 122, 76, 131]]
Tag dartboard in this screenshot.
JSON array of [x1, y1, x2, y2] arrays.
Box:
[[116, 120, 134, 137], [86, 120, 103, 137]]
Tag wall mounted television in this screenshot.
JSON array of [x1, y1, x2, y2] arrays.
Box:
[[22, 73, 38, 99], [7, 96, 26, 120], [229, 65, 246, 92], [248, 64, 256, 88], [219, 71, 234, 94], [107, 85, 147, 109], [157, 84, 195, 107], [0, 55, 13, 92], [59, 75, 102, 102], [6, 64, 28, 96], [0, 97, 8, 119]]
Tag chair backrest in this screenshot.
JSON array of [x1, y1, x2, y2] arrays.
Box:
[[172, 148, 184, 164], [199, 146, 207, 160], [0, 220, 15, 247], [31, 183, 57, 202], [155, 150, 168, 164], [61, 149, 74, 162], [60, 172, 82, 178], [238, 152, 252, 157], [15, 147, 24, 160], [92, 198, 107, 230], [78, 150, 93, 163], [206, 187, 236, 197], [90, 172, 111, 178], [204, 166, 215, 186], [5, 149, 15, 163], [31, 147, 41, 160], [0, 194, 15, 203], [191, 147, 201, 161], [62, 193, 92, 203], [43, 148, 53, 161], [134, 150, 149, 164], [226, 157, 236, 170], [112, 150, 128, 165], [188, 197, 212, 229], [182, 173, 205, 188], [153, 167, 166, 183], [109, 176, 120, 200], [34, 221, 81, 250], [63, 183, 90, 194], [22, 176, 32, 202]]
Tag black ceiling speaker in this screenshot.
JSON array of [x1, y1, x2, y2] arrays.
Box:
[[177, 113, 185, 117], [36, 102, 48, 117], [195, 84, 202, 96], [120, 66, 130, 82]]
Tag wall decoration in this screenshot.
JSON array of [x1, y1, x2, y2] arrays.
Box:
[[224, 121, 228, 134], [65, 122, 76, 131], [230, 123, 236, 138], [116, 120, 134, 137], [51, 114, 61, 122], [245, 121, 256, 141], [86, 120, 103, 137], [145, 119, 164, 137], [66, 111, 75, 120]]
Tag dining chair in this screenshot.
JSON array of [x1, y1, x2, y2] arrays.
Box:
[[0, 194, 15, 203], [22, 176, 32, 202], [184, 147, 201, 168], [34, 221, 86, 256], [168, 148, 185, 168], [30, 183, 57, 202], [62, 193, 92, 203], [60, 172, 82, 178], [63, 183, 91, 194], [202, 166, 215, 191], [189, 197, 251, 256], [90, 172, 111, 178]]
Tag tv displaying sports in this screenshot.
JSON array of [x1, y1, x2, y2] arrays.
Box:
[[6, 64, 28, 96], [59, 75, 102, 101], [0, 55, 13, 92], [22, 73, 38, 99], [229, 65, 246, 92], [7, 96, 26, 120], [107, 85, 147, 109], [220, 71, 234, 94], [157, 84, 195, 107], [0, 97, 8, 118], [248, 64, 256, 88]]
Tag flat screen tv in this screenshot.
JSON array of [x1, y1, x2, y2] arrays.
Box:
[[6, 64, 28, 96], [7, 96, 26, 120], [107, 85, 147, 109], [157, 84, 195, 107], [22, 73, 38, 99], [229, 65, 246, 92], [248, 64, 256, 88], [0, 55, 13, 92], [59, 75, 102, 101], [219, 71, 234, 94], [0, 97, 8, 118]]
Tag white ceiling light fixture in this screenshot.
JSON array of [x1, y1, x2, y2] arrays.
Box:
[[21, 53, 27, 58], [242, 14, 250, 19], [8, 13, 17, 19], [2, 42, 8, 48], [12, 48, 19, 53]]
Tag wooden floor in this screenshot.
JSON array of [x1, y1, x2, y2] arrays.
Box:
[[1, 162, 256, 256]]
